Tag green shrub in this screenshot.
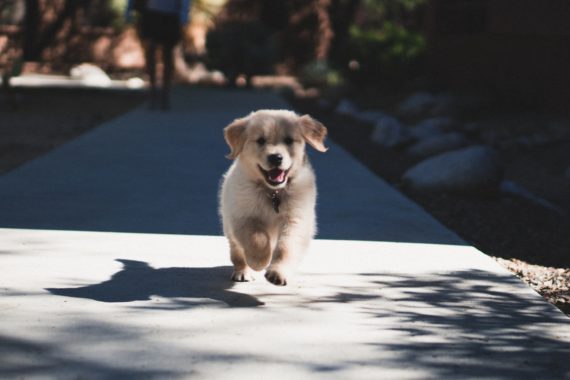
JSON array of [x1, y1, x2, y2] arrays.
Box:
[[299, 60, 344, 88], [345, 21, 425, 87]]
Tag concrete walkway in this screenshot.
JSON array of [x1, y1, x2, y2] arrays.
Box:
[[0, 87, 568, 379]]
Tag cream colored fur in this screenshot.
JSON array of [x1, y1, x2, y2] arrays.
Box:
[[219, 110, 327, 286]]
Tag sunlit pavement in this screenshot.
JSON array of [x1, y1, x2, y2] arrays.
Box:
[[0, 87, 568, 379]]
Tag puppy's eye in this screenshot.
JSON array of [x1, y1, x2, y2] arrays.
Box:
[[284, 137, 294, 146], [256, 137, 266, 146]]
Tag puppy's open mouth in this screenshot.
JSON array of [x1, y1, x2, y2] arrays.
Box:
[[258, 165, 289, 186]]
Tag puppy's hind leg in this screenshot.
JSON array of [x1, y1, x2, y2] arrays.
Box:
[[228, 238, 254, 282]]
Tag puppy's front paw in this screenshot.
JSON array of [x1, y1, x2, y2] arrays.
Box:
[[231, 270, 254, 282], [265, 268, 287, 286]]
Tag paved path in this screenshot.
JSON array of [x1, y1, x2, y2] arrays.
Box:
[[0, 87, 568, 379], [0, 87, 459, 243]]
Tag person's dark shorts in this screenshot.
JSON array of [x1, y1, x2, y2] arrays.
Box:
[[139, 10, 181, 46]]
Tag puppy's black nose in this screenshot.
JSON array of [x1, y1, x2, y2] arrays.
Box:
[[267, 153, 283, 167]]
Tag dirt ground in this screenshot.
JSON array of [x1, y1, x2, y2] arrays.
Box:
[[0, 86, 568, 316]]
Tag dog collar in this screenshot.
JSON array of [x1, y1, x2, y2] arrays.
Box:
[[264, 177, 292, 214], [267, 190, 281, 213]]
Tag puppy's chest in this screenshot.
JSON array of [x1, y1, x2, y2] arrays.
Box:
[[244, 190, 293, 219], [229, 179, 299, 219], [262, 191, 291, 216]]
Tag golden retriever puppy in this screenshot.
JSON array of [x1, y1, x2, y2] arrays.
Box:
[[219, 110, 327, 286]]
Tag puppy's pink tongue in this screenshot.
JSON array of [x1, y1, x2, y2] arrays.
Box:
[[269, 169, 285, 183]]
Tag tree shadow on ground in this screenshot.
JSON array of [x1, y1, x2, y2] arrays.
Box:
[[47, 259, 263, 308], [354, 270, 570, 378], [6, 268, 570, 378], [0, 334, 180, 379], [0, 319, 250, 379]]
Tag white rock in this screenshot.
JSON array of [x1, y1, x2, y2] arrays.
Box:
[[398, 91, 436, 117], [520, 133, 553, 147], [354, 110, 387, 124], [409, 117, 455, 140], [70, 63, 111, 87], [126, 77, 145, 89], [335, 99, 358, 116], [430, 93, 458, 116], [370, 116, 410, 148], [417, 117, 456, 130], [406, 132, 468, 159], [461, 122, 483, 134], [500, 180, 560, 213], [548, 120, 570, 138], [402, 145, 503, 194]]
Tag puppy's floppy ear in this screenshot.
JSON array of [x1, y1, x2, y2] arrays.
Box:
[[224, 117, 248, 159], [299, 115, 328, 152]]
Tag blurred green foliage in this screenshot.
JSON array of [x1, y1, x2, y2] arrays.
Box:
[[299, 60, 344, 88], [109, 0, 128, 28], [341, 0, 427, 88], [360, 0, 426, 15], [349, 21, 425, 66]]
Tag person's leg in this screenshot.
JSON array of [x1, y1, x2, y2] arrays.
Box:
[[144, 40, 158, 109], [160, 42, 175, 111]]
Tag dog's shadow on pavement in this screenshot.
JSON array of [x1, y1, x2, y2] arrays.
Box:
[[47, 259, 263, 308]]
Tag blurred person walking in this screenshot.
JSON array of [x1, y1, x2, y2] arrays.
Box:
[[126, 0, 191, 110]]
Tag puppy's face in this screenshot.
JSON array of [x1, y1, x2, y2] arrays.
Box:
[[224, 110, 327, 189]]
